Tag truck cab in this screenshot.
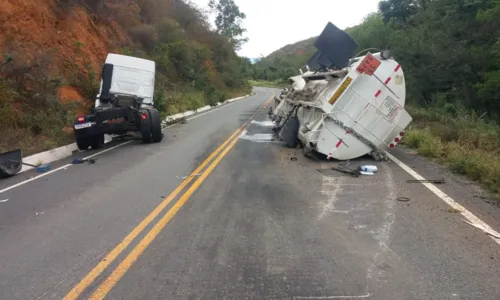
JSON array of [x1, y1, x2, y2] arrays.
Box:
[[73, 53, 163, 151]]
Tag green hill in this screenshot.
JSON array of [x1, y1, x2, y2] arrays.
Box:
[[253, 37, 317, 81]]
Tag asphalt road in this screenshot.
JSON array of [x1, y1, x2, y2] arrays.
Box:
[[1, 87, 500, 300]]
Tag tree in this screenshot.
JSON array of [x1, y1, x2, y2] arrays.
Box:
[[378, 0, 418, 23], [208, 0, 248, 50]]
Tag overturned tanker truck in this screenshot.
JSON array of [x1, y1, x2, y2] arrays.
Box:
[[269, 22, 412, 161]]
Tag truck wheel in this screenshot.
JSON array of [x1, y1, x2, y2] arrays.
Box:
[[140, 110, 152, 143], [90, 133, 105, 150], [148, 108, 163, 143], [75, 134, 90, 151], [279, 116, 300, 148]]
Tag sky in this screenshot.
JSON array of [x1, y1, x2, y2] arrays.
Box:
[[190, 0, 381, 58]]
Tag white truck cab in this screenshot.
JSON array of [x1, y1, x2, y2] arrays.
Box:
[[95, 53, 156, 108], [73, 53, 163, 151]]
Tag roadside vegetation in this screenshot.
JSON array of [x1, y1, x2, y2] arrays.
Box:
[[0, 0, 252, 155], [248, 79, 286, 89], [252, 0, 500, 197], [404, 106, 500, 197]]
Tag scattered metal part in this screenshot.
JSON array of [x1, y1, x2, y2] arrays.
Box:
[[175, 173, 202, 179], [72, 158, 96, 165], [6, 158, 52, 174], [406, 178, 445, 184], [397, 197, 410, 202], [330, 166, 361, 178]]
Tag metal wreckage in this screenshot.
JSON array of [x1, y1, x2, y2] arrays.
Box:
[[268, 22, 412, 161]]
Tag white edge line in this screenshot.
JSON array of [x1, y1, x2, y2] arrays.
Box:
[[386, 152, 500, 245], [294, 293, 372, 299], [0, 93, 258, 194], [186, 99, 241, 121], [17, 94, 253, 174], [82, 140, 134, 160], [0, 164, 73, 194]]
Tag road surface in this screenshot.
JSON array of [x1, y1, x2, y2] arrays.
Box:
[[0, 87, 500, 300]]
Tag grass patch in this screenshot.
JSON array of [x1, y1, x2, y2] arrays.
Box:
[[249, 79, 285, 88], [0, 76, 79, 156], [226, 86, 252, 99], [402, 106, 500, 199], [156, 86, 252, 117]]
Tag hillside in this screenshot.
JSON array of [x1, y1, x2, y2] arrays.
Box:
[[253, 37, 316, 81], [264, 37, 316, 61], [0, 0, 252, 155]]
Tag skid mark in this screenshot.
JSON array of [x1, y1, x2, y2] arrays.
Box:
[[318, 165, 347, 220], [365, 163, 398, 288], [318, 162, 399, 292]]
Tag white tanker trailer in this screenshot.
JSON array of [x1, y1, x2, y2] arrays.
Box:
[[269, 22, 412, 161]]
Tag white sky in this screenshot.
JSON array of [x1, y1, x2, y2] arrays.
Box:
[[191, 0, 381, 58]]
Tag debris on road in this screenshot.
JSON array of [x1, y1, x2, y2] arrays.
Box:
[[0, 199, 9, 203], [72, 158, 96, 165], [360, 165, 378, 173], [26, 162, 52, 173], [360, 171, 375, 176], [397, 197, 410, 202], [329, 166, 361, 178], [406, 178, 445, 184], [175, 173, 202, 179], [318, 163, 380, 178], [444, 208, 462, 213], [0, 148, 53, 177]]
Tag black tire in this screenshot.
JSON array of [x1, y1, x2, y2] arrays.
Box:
[[89, 133, 105, 150], [279, 116, 300, 148], [148, 108, 163, 143], [140, 110, 152, 143], [75, 134, 90, 151]]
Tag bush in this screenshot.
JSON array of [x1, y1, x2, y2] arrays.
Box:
[[129, 25, 158, 52], [403, 113, 500, 195], [68, 62, 99, 100], [204, 86, 226, 106], [156, 18, 186, 44], [403, 128, 443, 158]]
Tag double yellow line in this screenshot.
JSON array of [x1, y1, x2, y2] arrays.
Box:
[[63, 93, 275, 300]]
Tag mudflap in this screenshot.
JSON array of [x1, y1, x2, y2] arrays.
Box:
[[0, 149, 22, 178], [279, 116, 300, 148]]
